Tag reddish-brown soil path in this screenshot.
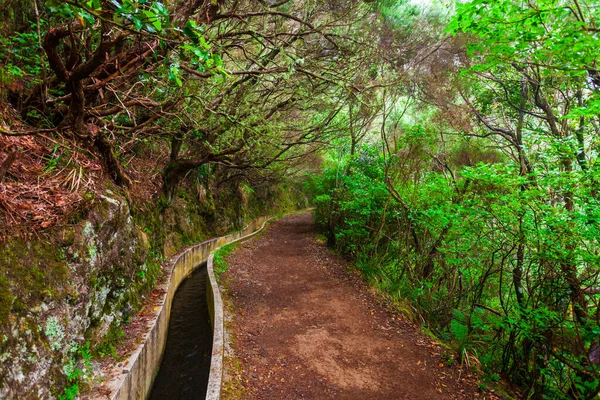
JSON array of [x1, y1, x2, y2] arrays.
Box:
[[221, 213, 493, 399]]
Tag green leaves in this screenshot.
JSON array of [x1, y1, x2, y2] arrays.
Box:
[[45, 0, 75, 18], [143, 2, 169, 31], [182, 20, 205, 45], [168, 63, 182, 87], [449, 0, 600, 78], [85, 0, 101, 9], [45, 0, 226, 86], [563, 95, 600, 119], [449, 309, 472, 352], [179, 32, 225, 77], [45, 0, 172, 32], [77, 9, 95, 25], [115, 0, 170, 33]]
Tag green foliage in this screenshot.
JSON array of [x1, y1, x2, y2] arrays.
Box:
[[313, 112, 600, 397], [41, 0, 225, 91], [313, 194, 332, 228], [43, 144, 71, 174], [449, 310, 468, 348], [0, 25, 47, 91], [213, 244, 236, 281], [59, 342, 93, 400], [448, 0, 599, 72], [45, 0, 171, 33], [93, 321, 125, 359]]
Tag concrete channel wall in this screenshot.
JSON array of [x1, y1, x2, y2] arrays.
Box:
[[98, 216, 270, 400]]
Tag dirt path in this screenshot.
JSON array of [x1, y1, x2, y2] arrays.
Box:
[[221, 213, 490, 399]]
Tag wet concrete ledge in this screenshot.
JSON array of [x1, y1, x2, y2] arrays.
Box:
[[95, 216, 270, 400]]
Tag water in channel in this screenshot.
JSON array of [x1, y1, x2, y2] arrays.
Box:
[[149, 263, 213, 399]]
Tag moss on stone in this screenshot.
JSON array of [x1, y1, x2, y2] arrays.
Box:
[[93, 321, 125, 359], [0, 278, 13, 325], [0, 237, 70, 311]]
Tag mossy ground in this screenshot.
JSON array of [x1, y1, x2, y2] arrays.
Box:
[[213, 243, 237, 282], [221, 292, 247, 400]]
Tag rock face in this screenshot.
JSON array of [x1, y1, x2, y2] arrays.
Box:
[[0, 184, 308, 399], [0, 191, 148, 399]]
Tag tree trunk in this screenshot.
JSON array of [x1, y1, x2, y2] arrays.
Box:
[[161, 158, 206, 203], [94, 133, 132, 187]]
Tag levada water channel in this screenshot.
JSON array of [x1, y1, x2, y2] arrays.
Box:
[[150, 263, 212, 399]]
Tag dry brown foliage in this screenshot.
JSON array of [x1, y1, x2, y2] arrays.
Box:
[[0, 134, 101, 238]]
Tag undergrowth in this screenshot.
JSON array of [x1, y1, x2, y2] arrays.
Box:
[[213, 243, 237, 281], [59, 342, 92, 400], [93, 321, 125, 359]]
